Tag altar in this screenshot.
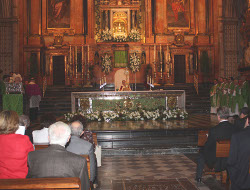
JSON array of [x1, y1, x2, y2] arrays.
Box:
[[71, 90, 185, 113]]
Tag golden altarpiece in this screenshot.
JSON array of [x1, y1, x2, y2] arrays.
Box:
[[8, 0, 247, 87]]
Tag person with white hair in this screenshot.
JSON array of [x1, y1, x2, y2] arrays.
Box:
[[27, 121, 90, 190]]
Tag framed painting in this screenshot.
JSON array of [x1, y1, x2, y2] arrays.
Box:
[[167, 0, 190, 29], [47, 0, 70, 28]]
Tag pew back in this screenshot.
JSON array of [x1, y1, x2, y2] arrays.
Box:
[[216, 140, 231, 157], [0, 177, 81, 190], [198, 130, 208, 146]]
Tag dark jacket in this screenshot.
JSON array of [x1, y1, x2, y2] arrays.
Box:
[[204, 120, 234, 170], [66, 135, 96, 182], [234, 118, 247, 131], [27, 144, 90, 190], [228, 127, 250, 190]]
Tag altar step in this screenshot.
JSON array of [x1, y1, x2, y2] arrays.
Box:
[[94, 129, 199, 155], [39, 84, 211, 116]]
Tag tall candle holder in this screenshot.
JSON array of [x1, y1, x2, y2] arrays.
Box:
[[99, 76, 107, 91], [147, 75, 154, 91]]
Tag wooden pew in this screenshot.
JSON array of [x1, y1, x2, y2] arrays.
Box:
[[198, 130, 208, 147], [92, 133, 98, 146], [0, 177, 81, 190], [81, 155, 91, 179], [216, 140, 231, 158]]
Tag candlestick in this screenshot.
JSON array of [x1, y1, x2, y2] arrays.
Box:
[[104, 76, 106, 83], [75, 46, 77, 79], [88, 45, 89, 63], [69, 45, 72, 63], [160, 44, 162, 62], [154, 45, 156, 62], [82, 45, 84, 79], [150, 76, 152, 84], [100, 79, 101, 86]]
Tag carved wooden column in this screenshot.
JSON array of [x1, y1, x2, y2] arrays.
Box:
[[105, 10, 109, 29], [132, 10, 136, 29], [198, 0, 206, 34], [145, 0, 154, 43], [155, 0, 164, 33]]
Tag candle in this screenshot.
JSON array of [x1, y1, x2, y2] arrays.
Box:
[[82, 45, 84, 78], [150, 76, 152, 84], [75, 46, 77, 78], [69, 45, 71, 63], [104, 76, 106, 83], [154, 45, 156, 62], [100, 79, 101, 86], [88, 45, 89, 63], [160, 44, 162, 62]]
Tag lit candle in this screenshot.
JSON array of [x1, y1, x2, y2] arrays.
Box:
[[160, 44, 162, 62]]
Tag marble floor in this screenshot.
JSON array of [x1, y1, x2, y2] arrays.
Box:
[[96, 154, 230, 190]]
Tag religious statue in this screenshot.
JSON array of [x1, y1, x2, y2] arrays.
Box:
[[119, 80, 131, 91]]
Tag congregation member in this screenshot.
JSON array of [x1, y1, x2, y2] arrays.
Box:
[[32, 114, 56, 144], [25, 77, 42, 121], [66, 120, 97, 186], [27, 121, 90, 190], [234, 107, 249, 131], [70, 114, 95, 147], [228, 115, 250, 190], [0, 110, 34, 178], [196, 107, 235, 182], [16, 114, 33, 143]]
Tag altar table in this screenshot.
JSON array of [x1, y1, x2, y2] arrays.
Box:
[[71, 90, 185, 113]]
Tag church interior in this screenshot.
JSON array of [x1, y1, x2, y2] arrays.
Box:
[[0, 0, 250, 189]]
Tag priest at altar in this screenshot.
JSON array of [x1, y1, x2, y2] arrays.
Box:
[[119, 80, 131, 91]]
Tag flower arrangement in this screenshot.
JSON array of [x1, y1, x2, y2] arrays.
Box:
[[101, 54, 112, 74], [100, 28, 113, 41], [128, 29, 141, 42], [113, 35, 127, 42], [129, 53, 141, 73], [64, 108, 188, 122]]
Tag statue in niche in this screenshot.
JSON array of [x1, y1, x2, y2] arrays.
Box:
[[113, 22, 127, 38]]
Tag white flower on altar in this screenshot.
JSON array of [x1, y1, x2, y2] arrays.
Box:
[[101, 28, 113, 41], [128, 29, 141, 42]]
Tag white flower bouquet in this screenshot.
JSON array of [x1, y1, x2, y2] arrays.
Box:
[[129, 53, 141, 73], [128, 29, 141, 42], [101, 54, 112, 74], [113, 35, 127, 42], [101, 28, 113, 41]]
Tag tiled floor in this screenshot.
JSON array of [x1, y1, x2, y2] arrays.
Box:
[[96, 154, 229, 190]]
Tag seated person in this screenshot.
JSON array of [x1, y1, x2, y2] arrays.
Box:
[[32, 114, 56, 144], [228, 115, 250, 190], [119, 80, 131, 91], [66, 120, 97, 185], [234, 107, 249, 131], [196, 107, 235, 182], [16, 115, 33, 143], [69, 115, 95, 147], [0, 110, 34, 179], [27, 121, 90, 190]]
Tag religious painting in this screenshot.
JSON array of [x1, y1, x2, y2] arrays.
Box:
[[47, 0, 70, 28], [111, 9, 130, 38], [167, 0, 190, 28]]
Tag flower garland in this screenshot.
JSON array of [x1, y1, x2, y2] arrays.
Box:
[[101, 54, 112, 74], [64, 108, 188, 122], [100, 28, 113, 41], [128, 29, 141, 42], [129, 53, 141, 73], [113, 35, 127, 42]]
